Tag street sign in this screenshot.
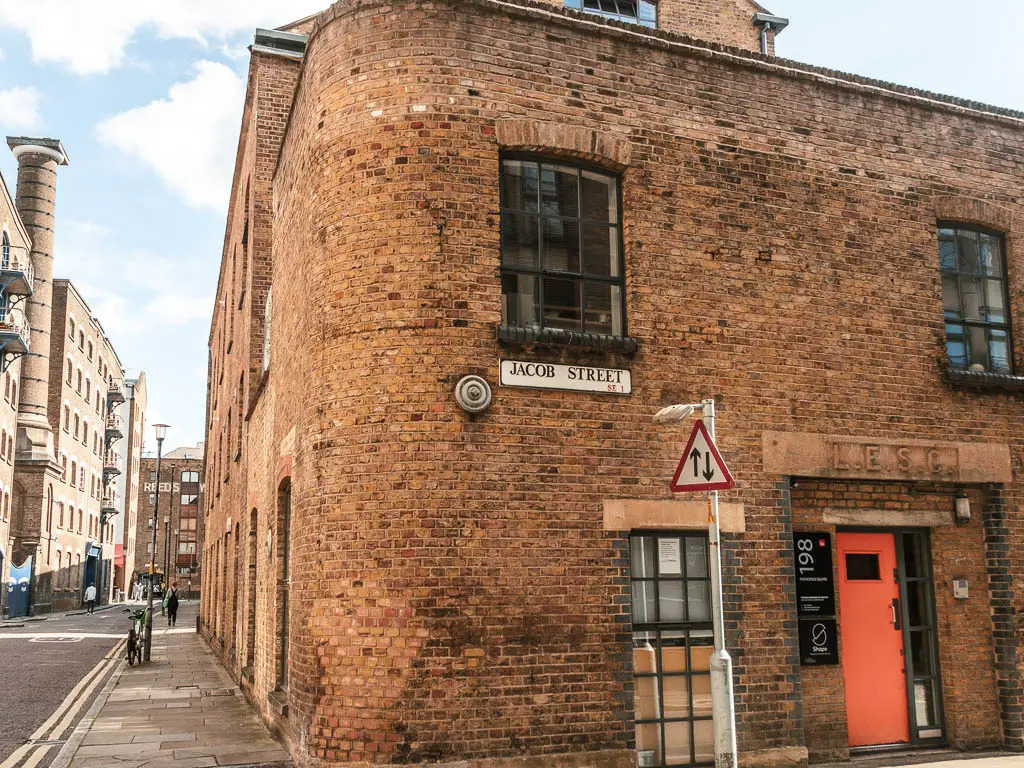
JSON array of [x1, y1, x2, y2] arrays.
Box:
[[670, 419, 735, 492]]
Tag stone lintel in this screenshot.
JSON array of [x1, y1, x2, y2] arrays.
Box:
[[821, 508, 953, 528], [763, 431, 1011, 484], [603, 499, 745, 532]]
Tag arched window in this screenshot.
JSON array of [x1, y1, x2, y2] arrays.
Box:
[[56, 551, 63, 588], [277, 479, 292, 691], [60, 455, 67, 481], [87, 341, 93, 360], [1, 231, 9, 268], [70, 460, 77, 485], [77, 509, 83, 533], [64, 406, 70, 431], [4, 373, 9, 401], [66, 360, 72, 385], [85, 378, 91, 400], [74, 415, 79, 438], [76, 369, 82, 392], [12, 381, 17, 408], [78, 331, 84, 350], [83, 420, 89, 445], [59, 501, 65, 527]]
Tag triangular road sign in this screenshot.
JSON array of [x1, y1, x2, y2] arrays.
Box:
[[670, 419, 736, 492]]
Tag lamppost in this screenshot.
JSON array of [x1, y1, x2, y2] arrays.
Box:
[[144, 423, 169, 663], [161, 516, 170, 614]]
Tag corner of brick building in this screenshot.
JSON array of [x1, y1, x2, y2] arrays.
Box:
[[203, 0, 1024, 765]]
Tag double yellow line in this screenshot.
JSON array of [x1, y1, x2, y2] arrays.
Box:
[[0, 637, 126, 768]]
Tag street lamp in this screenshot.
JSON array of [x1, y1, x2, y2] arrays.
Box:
[[144, 423, 169, 663], [653, 400, 737, 768]]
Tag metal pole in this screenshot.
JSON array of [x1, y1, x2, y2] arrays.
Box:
[[162, 518, 169, 614], [144, 438, 163, 662], [703, 398, 737, 768]]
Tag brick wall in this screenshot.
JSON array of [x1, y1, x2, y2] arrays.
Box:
[[203, 0, 1024, 765]]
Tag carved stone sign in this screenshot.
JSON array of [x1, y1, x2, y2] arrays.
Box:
[[763, 432, 1011, 484]]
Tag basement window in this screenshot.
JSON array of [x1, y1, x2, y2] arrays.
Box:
[[564, 0, 658, 28]]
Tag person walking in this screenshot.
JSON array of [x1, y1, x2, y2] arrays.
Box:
[[166, 582, 179, 627], [84, 583, 97, 615]]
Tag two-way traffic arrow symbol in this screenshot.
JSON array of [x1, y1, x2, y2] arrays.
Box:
[[691, 448, 717, 481], [670, 419, 735, 492]]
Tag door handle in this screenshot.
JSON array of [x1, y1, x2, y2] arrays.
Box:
[[891, 598, 902, 631]]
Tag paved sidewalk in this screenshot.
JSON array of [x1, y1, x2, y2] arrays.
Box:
[[53, 603, 290, 768]]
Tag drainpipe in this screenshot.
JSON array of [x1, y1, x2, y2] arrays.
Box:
[[753, 12, 790, 55]]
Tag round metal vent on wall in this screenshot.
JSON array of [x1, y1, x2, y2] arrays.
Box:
[[454, 375, 492, 414]]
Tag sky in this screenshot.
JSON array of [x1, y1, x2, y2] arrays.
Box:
[[0, 0, 1020, 451]]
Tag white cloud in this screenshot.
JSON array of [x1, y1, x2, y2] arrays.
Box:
[[0, 86, 41, 130], [144, 294, 213, 326], [65, 219, 110, 238], [0, 48, 6, 61], [0, 0, 326, 75], [96, 61, 244, 211]]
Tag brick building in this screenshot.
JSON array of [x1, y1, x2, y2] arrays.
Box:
[[0, 162, 32, 610], [2, 137, 135, 616], [133, 445, 204, 601], [202, 2, 1024, 766]]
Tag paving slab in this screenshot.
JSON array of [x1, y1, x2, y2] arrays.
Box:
[[53, 603, 290, 768]]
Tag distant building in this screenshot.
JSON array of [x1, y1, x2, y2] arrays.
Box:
[[134, 444, 204, 601], [113, 373, 147, 599]]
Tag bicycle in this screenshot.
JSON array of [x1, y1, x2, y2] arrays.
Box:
[[124, 606, 149, 666]]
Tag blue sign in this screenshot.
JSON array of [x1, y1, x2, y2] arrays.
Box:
[[7, 556, 31, 618]]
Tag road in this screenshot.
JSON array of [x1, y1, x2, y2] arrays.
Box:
[[0, 605, 127, 768]]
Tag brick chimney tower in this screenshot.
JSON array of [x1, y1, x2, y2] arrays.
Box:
[[7, 137, 68, 466]]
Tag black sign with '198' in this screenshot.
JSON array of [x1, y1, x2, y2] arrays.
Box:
[[794, 531, 835, 617]]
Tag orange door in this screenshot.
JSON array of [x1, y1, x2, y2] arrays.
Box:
[[838, 532, 909, 747]]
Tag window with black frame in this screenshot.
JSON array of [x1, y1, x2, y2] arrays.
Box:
[[940, 225, 1012, 374], [630, 532, 715, 768], [500, 158, 624, 337], [564, 0, 657, 28]]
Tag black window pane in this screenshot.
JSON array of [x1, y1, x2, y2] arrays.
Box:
[[942, 275, 961, 320], [501, 273, 539, 328], [938, 229, 957, 270], [500, 212, 539, 269], [981, 232, 1003, 276], [631, 536, 656, 578], [542, 278, 581, 331], [542, 217, 580, 273], [907, 581, 928, 628], [845, 553, 880, 581], [659, 580, 685, 621], [582, 222, 617, 277], [584, 282, 622, 336], [633, 581, 657, 623], [991, 329, 1011, 373], [501, 160, 538, 212], [946, 324, 966, 369], [540, 164, 579, 219], [968, 325, 988, 369], [910, 629, 933, 678], [959, 276, 983, 321], [956, 229, 981, 273], [686, 581, 711, 622], [582, 170, 617, 223], [902, 533, 924, 578], [985, 279, 1005, 323]]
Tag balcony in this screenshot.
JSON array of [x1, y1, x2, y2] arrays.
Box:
[[107, 379, 125, 406], [101, 490, 118, 515], [103, 450, 122, 478], [0, 243, 34, 297], [0, 305, 30, 357], [105, 413, 124, 441]]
